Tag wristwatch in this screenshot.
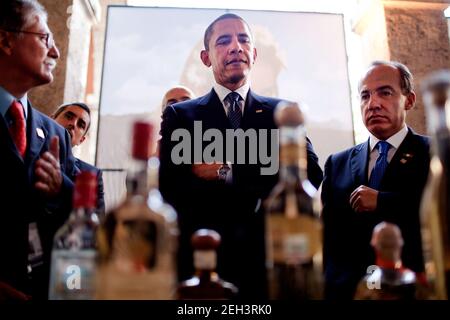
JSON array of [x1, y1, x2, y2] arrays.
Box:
[[217, 164, 230, 181]]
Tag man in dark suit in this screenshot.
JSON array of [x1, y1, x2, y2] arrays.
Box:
[[0, 0, 77, 300], [321, 61, 430, 300], [159, 13, 323, 299], [52, 102, 105, 215]]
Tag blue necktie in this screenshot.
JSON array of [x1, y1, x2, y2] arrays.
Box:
[[368, 141, 390, 189], [226, 92, 242, 129]]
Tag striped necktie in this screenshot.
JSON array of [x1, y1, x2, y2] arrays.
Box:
[[225, 92, 242, 129]]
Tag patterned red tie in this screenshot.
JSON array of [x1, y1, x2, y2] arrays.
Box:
[[9, 100, 27, 158]]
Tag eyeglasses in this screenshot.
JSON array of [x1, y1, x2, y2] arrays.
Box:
[[3, 29, 55, 49]]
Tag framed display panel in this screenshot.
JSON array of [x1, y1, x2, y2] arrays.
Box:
[[97, 6, 355, 210]]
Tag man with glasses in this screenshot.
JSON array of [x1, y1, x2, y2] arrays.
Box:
[[0, 0, 77, 300], [321, 61, 430, 300]]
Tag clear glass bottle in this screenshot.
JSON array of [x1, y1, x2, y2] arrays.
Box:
[[265, 101, 323, 300], [95, 121, 178, 299], [48, 170, 99, 300], [177, 229, 238, 300], [419, 70, 450, 300]]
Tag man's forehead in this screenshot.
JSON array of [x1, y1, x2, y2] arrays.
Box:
[[63, 105, 90, 119], [360, 66, 400, 89], [211, 18, 250, 37]]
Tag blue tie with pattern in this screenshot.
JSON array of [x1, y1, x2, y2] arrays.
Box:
[[368, 141, 390, 189], [226, 92, 242, 129]]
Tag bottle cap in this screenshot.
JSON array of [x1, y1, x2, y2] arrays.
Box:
[[73, 170, 97, 209], [274, 101, 305, 127], [191, 229, 221, 250], [132, 121, 154, 160]]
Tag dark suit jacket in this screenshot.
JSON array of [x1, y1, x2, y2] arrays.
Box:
[[159, 89, 323, 299], [0, 104, 76, 299], [74, 158, 105, 216], [321, 128, 430, 300]]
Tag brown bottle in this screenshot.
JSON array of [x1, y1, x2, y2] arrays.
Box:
[[265, 101, 323, 300], [354, 222, 417, 300], [177, 229, 238, 300], [419, 70, 450, 299]]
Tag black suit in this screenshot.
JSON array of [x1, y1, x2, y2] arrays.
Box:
[[74, 158, 105, 216], [321, 128, 430, 300], [160, 89, 323, 299], [0, 103, 76, 299]]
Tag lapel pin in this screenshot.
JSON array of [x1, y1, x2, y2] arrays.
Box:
[[400, 153, 413, 164], [36, 128, 45, 139], [256, 109, 263, 113]]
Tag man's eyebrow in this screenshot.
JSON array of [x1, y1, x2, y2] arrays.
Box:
[[360, 85, 394, 93], [215, 34, 231, 43], [63, 110, 76, 117]]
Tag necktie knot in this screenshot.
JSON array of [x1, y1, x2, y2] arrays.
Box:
[[225, 92, 242, 129], [377, 141, 390, 156], [9, 100, 25, 122], [226, 92, 241, 110]]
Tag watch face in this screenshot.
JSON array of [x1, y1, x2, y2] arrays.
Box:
[[218, 164, 230, 180]]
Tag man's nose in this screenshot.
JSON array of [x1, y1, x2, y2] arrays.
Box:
[[229, 37, 243, 54], [367, 93, 381, 110], [48, 43, 60, 59]]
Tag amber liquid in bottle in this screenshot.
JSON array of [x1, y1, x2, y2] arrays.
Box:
[[95, 121, 178, 299], [265, 101, 323, 300], [177, 229, 238, 300], [420, 71, 450, 299]]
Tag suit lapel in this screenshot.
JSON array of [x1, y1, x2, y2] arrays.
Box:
[[199, 89, 230, 130], [0, 110, 26, 163], [241, 90, 273, 130], [382, 129, 416, 186], [27, 105, 46, 167], [351, 140, 369, 186]]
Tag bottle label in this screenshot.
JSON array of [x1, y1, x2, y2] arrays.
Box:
[[194, 250, 216, 270], [49, 250, 96, 300], [266, 214, 322, 265]]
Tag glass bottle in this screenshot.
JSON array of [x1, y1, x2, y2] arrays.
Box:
[[177, 229, 238, 300], [95, 121, 178, 299], [48, 170, 99, 300], [265, 101, 323, 300], [354, 222, 417, 300], [419, 70, 450, 300]]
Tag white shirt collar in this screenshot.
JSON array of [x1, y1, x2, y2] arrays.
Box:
[[213, 82, 250, 107], [369, 125, 408, 151]]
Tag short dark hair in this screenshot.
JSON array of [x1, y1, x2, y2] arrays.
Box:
[[0, 0, 47, 32], [360, 60, 414, 95], [203, 13, 253, 51], [53, 102, 91, 132]]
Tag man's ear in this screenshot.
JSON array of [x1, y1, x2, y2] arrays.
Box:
[[0, 30, 14, 55], [405, 91, 416, 111], [200, 50, 211, 67], [252, 47, 257, 65]]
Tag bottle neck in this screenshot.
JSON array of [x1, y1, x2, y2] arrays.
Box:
[[279, 126, 308, 183], [126, 158, 149, 197], [193, 250, 217, 276], [147, 156, 160, 191]]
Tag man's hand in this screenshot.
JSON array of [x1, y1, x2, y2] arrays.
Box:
[[35, 136, 63, 197], [192, 163, 222, 181], [349, 185, 378, 213]]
